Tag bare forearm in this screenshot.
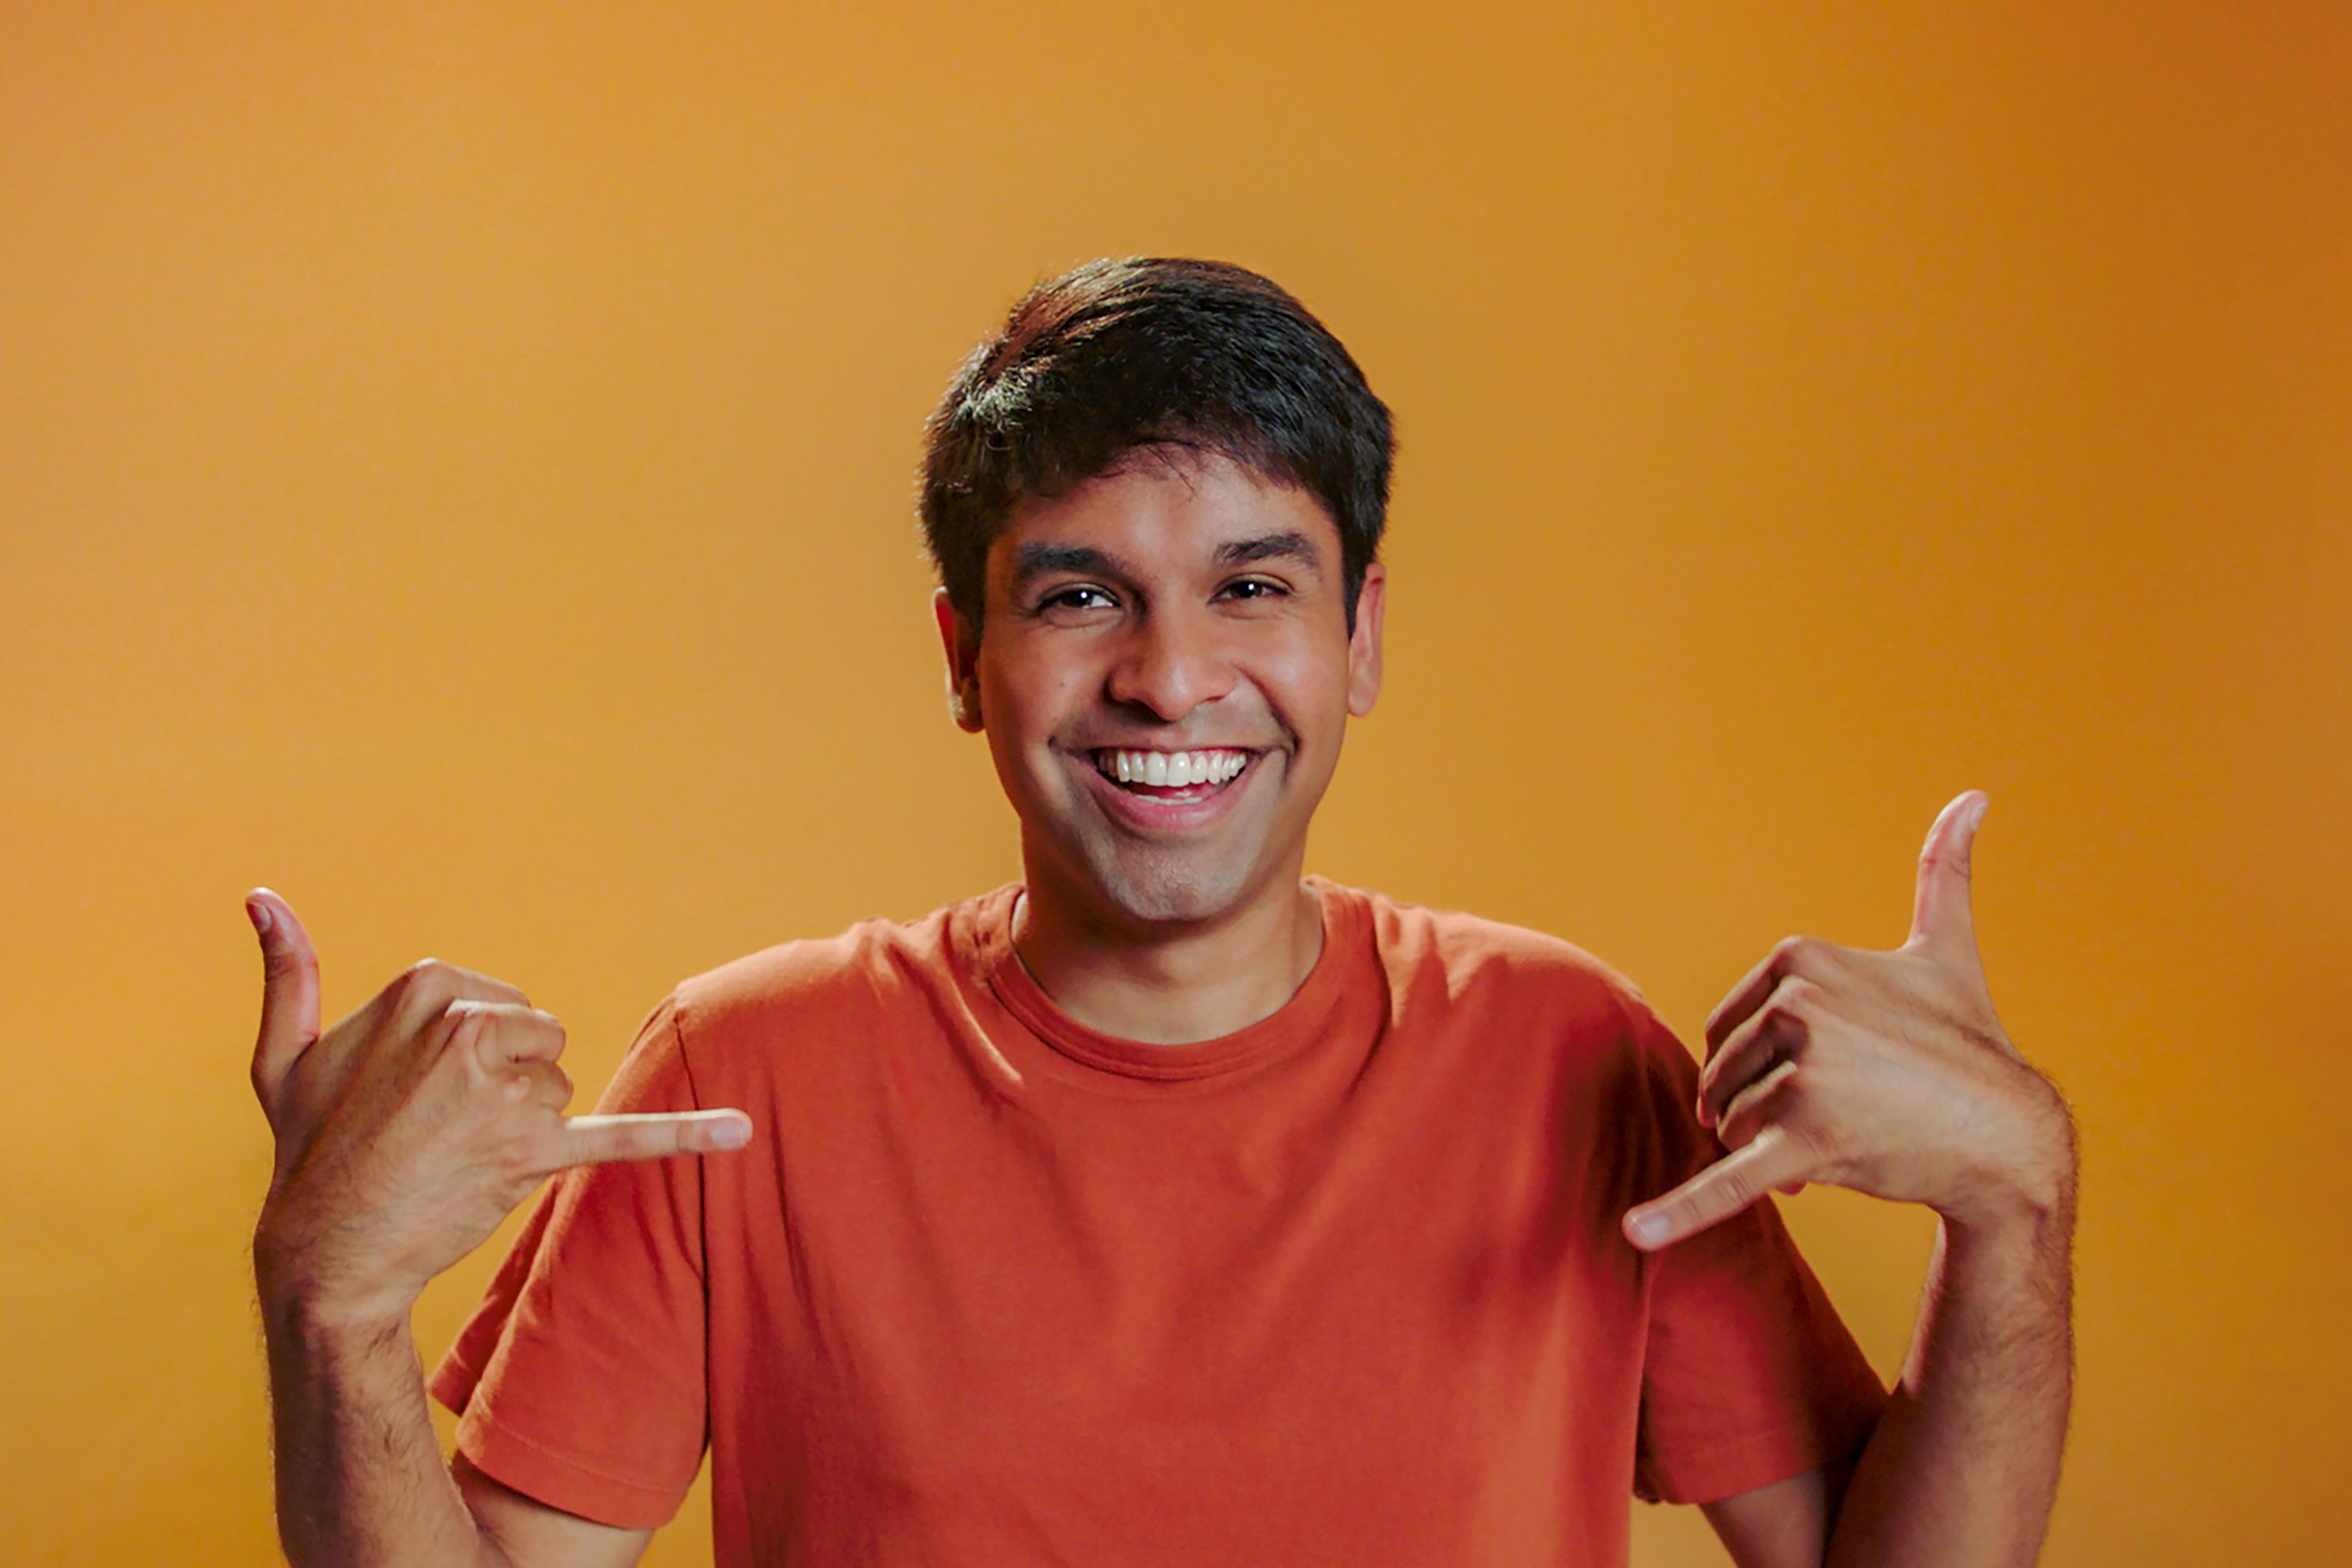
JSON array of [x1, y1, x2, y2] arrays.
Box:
[[259, 1273, 504, 1568], [1827, 1183, 2076, 1568]]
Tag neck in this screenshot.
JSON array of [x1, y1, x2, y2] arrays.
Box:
[[1011, 877, 1325, 1045]]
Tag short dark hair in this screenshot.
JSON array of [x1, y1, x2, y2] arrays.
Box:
[[919, 258, 1394, 634]]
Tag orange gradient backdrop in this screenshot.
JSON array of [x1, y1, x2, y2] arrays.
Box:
[[3, 3, 2346, 1562]]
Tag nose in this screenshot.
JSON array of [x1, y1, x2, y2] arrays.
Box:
[[1104, 603, 1238, 723]]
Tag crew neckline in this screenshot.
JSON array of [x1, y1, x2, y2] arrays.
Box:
[[964, 877, 1367, 1085]]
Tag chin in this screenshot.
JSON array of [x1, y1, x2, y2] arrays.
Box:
[[1078, 845, 1269, 930]]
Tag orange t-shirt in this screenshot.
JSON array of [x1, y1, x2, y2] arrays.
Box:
[[432, 880, 1885, 1565]]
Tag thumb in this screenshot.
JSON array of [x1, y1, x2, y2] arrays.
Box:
[[246, 888, 322, 1106], [1907, 790, 1987, 954]]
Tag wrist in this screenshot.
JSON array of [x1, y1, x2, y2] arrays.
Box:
[[1934, 1066, 2078, 1232], [1940, 1184, 2075, 1266], [253, 1222, 419, 1345], [256, 1277, 416, 1354], [1942, 1112, 2078, 1247]]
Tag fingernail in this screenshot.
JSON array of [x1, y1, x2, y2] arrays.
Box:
[[1967, 796, 1989, 832], [247, 899, 273, 936], [1627, 1212, 1672, 1248], [709, 1115, 752, 1150]]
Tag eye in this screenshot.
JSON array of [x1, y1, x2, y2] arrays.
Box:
[[1218, 577, 1289, 603], [1035, 583, 1117, 617]]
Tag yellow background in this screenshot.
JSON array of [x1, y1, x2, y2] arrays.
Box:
[[4, 2, 2345, 1562]]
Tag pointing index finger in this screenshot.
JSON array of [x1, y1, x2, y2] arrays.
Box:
[[557, 1109, 754, 1168], [1623, 1128, 1812, 1251]]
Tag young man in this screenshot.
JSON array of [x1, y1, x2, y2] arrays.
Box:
[[248, 259, 2077, 1568]]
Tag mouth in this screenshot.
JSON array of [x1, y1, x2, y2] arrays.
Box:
[[1085, 746, 1257, 804]]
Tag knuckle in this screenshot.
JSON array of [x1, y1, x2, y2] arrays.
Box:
[[446, 1011, 510, 1080], [1779, 975, 1823, 1011], [1775, 935, 1838, 978], [1921, 839, 1965, 877], [1758, 1000, 1810, 1048], [440, 997, 489, 1045], [392, 958, 452, 1008], [573, 1125, 629, 1164], [1708, 1167, 1758, 1214]]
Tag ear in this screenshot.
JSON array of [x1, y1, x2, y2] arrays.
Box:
[[933, 588, 985, 733], [1345, 563, 1386, 718]]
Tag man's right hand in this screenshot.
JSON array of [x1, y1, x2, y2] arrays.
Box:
[[245, 888, 752, 1329]]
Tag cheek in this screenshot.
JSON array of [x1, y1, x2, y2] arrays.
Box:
[[1251, 642, 1354, 728], [978, 651, 1099, 770]]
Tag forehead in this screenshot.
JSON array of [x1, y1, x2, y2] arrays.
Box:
[[990, 449, 1339, 579]]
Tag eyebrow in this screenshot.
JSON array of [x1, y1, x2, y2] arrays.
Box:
[[1011, 543, 1126, 590], [1009, 531, 1326, 591], [1215, 530, 1323, 572]]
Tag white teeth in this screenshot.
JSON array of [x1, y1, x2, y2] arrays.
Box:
[[1101, 749, 1249, 788]]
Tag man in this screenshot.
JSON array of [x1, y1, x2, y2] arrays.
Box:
[[248, 258, 2076, 1567]]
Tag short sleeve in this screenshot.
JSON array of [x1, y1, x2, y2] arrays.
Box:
[[1624, 1006, 1888, 1505], [428, 995, 710, 1529]]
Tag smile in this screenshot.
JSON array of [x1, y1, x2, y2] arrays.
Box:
[[1090, 747, 1254, 793]]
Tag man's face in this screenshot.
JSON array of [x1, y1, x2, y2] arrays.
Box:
[[937, 449, 1385, 936]]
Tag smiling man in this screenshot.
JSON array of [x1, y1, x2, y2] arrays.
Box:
[[248, 259, 2076, 1568], [946, 452, 1378, 1042]]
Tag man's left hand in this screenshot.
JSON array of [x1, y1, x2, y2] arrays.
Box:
[[1624, 791, 2074, 1251]]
